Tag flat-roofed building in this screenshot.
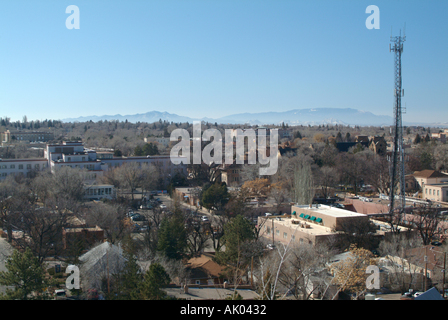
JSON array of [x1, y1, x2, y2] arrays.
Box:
[[258, 204, 370, 246], [0, 158, 48, 179], [84, 184, 116, 201], [1, 141, 187, 185], [1, 130, 54, 144], [423, 183, 448, 202]]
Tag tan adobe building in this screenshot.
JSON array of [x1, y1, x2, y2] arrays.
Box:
[[411, 170, 448, 190], [258, 204, 369, 246], [423, 183, 448, 202]]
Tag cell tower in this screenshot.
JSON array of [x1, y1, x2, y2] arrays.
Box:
[[389, 29, 406, 214]]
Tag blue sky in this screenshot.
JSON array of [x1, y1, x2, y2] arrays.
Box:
[[0, 0, 447, 124]]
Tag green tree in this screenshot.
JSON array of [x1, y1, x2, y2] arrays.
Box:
[[215, 215, 255, 267], [134, 145, 144, 156], [110, 249, 143, 300], [143, 143, 158, 156], [0, 248, 53, 300], [157, 211, 187, 260], [201, 182, 230, 212], [413, 133, 421, 144], [137, 263, 171, 300]]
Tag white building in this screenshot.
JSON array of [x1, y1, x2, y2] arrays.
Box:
[[84, 184, 116, 201], [0, 158, 48, 179], [0, 141, 187, 182]]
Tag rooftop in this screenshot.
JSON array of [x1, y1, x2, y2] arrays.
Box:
[[293, 204, 366, 218], [424, 183, 448, 188], [413, 170, 448, 179], [261, 215, 334, 237]]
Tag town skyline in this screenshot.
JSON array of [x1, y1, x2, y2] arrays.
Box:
[[0, 0, 447, 124]]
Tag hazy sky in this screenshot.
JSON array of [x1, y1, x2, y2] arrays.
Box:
[[0, 0, 447, 124]]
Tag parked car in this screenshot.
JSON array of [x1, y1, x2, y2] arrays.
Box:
[[131, 214, 147, 222], [201, 216, 209, 222], [54, 289, 66, 300]]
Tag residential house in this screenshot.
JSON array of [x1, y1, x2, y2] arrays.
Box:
[[78, 241, 126, 291], [184, 253, 225, 286], [386, 245, 447, 293], [369, 136, 387, 156], [430, 130, 448, 143], [62, 225, 105, 253]]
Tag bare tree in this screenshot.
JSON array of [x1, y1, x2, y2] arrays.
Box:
[[378, 234, 424, 294], [278, 242, 336, 300], [84, 202, 130, 244], [115, 162, 143, 201], [140, 164, 159, 196], [13, 197, 76, 264], [52, 166, 87, 202], [292, 160, 315, 205], [315, 166, 339, 199], [407, 205, 447, 245]]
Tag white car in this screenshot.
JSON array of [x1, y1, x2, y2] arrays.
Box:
[[201, 216, 209, 222], [159, 204, 167, 209]]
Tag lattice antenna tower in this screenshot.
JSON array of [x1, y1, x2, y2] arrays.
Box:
[[389, 28, 406, 214]]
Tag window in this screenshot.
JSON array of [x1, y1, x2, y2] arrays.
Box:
[[19, 164, 23, 170], [10, 165, 15, 169], [283, 232, 287, 239], [26, 164, 31, 169], [1, 165, 5, 169], [276, 230, 279, 236], [1, 173, 6, 177]]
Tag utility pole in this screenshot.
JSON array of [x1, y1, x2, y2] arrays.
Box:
[[424, 246, 428, 292], [443, 252, 446, 299], [389, 29, 407, 222]]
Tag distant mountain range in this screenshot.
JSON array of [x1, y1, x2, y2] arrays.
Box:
[[61, 108, 448, 128]]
